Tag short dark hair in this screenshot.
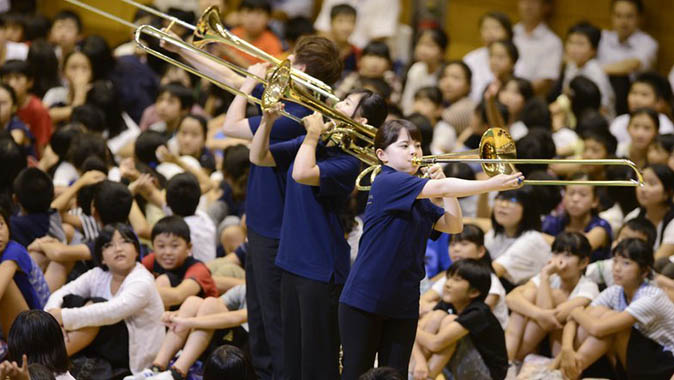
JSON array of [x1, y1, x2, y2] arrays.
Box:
[[347, 89, 388, 128], [135, 131, 168, 167], [581, 127, 617, 157], [151, 215, 191, 243], [551, 231, 592, 260], [414, 86, 443, 106], [71, 104, 106, 134], [415, 27, 449, 52], [489, 39, 519, 63], [492, 186, 542, 237], [519, 97, 551, 129], [166, 172, 201, 216], [284, 16, 314, 43], [13, 168, 53, 213], [442, 60, 472, 86], [450, 224, 493, 269], [374, 119, 423, 153], [653, 134, 674, 154], [407, 112, 433, 155], [67, 132, 109, 171], [361, 41, 392, 63], [358, 367, 404, 380], [85, 80, 126, 138], [569, 76, 602, 117], [28, 363, 56, 380], [53, 9, 82, 32], [630, 107, 660, 132], [93, 223, 141, 270], [480, 11, 513, 40], [0, 137, 26, 195], [447, 258, 492, 302], [239, 0, 271, 13], [613, 238, 653, 277], [159, 82, 195, 111], [93, 181, 133, 225], [203, 345, 256, 380], [0, 59, 33, 79], [567, 21, 601, 50], [8, 310, 70, 374], [577, 110, 609, 135], [81, 35, 114, 81], [618, 217, 657, 248], [330, 3, 357, 20], [180, 114, 208, 139], [633, 71, 672, 102], [293, 36, 343, 86], [611, 0, 644, 13], [49, 124, 83, 160], [515, 129, 556, 176]]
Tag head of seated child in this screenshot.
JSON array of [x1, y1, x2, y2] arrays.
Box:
[[565, 21, 600, 69], [492, 186, 541, 238], [335, 89, 387, 128], [151, 215, 192, 271], [580, 120, 617, 179], [479, 11, 512, 47], [442, 259, 492, 310], [413, 28, 448, 71], [611, 0, 643, 41], [329, 3, 357, 46], [92, 180, 134, 226], [0, 59, 33, 108], [63, 51, 92, 92], [438, 61, 471, 105], [449, 224, 490, 266], [612, 238, 653, 288], [166, 173, 201, 218], [547, 232, 592, 282], [2, 13, 25, 43], [613, 217, 656, 250], [635, 164, 674, 214], [49, 10, 82, 54], [239, 0, 271, 38], [358, 42, 392, 79], [412, 86, 443, 125], [7, 310, 70, 376], [488, 39, 518, 82], [155, 82, 194, 134], [628, 72, 671, 114], [628, 108, 659, 155], [563, 172, 599, 222], [203, 344, 256, 380], [13, 167, 53, 215], [93, 223, 141, 274], [647, 133, 674, 167], [177, 114, 208, 159]]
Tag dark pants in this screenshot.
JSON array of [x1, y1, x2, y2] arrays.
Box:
[[246, 229, 284, 380], [281, 270, 342, 380], [339, 303, 418, 380]]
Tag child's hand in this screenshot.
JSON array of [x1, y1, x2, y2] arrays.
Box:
[[484, 80, 501, 100], [0, 354, 29, 380], [535, 308, 562, 331], [243, 62, 270, 90], [156, 145, 178, 164], [78, 170, 107, 187], [487, 172, 524, 191], [166, 316, 191, 333], [558, 347, 581, 380], [411, 361, 430, 380], [542, 257, 563, 277], [422, 164, 445, 180], [120, 158, 141, 181], [262, 102, 284, 124], [302, 112, 329, 138]]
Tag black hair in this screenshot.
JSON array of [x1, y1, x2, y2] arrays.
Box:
[[480, 11, 513, 40], [611, 0, 644, 14], [222, 144, 250, 202], [81, 35, 115, 81], [613, 238, 653, 278], [93, 223, 141, 270], [52, 10, 82, 32], [158, 82, 195, 111], [450, 224, 493, 269], [239, 0, 272, 13], [0, 137, 26, 197], [24, 15, 52, 42], [492, 186, 542, 237], [93, 181, 133, 225], [475, 99, 509, 127], [360, 77, 392, 101], [13, 168, 53, 213], [414, 86, 443, 106], [489, 39, 519, 64], [135, 130, 168, 168], [203, 344, 256, 380], [151, 215, 191, 243], [605, 164, 639, 214], [633, 71, 672, 103], [552, 231, 592, 261], [345, 89, 388, 128], [442, 60, 472, 86], [27, 39, 60, 98], [581, 127, 618, 157], [443, 162, 476, 181], [86, 80, 126, 138], [629, 107, 660, 132], [180, 113, 208, 139], [67, 132, 109, 171], [358, 367, 404, 380], [361, 41, 392, 63], [0, 81, 17, 106], [0, 58, 33, 79], [166, 172, 201, 217], [567, 21, 601, 50], [28, 363, 57, 380], [569, 76, 601, 118], [8, 310, 70, 374], [446, 258, 492, 302], [166, 7, 196, 28], [618, 217, 657, 248], [330, 3, 357, 20], [519, 97, 551, 129], [81, 156, 108, 174], [577, 110, 610, 136], [406, 112, 433, 156], [644, 163, 674, 199], [374, 119, 423, 152], [527, 171, 563, 215], [0, 205, 11, 239], [505, 77, 534, 104], [653, 134, 674, 154], [48, 124, 82, 172], [284, 16, 314, 44], [71, 104, 106, 134], [515, 129, 556, 176], [415, 27, 449, 52]]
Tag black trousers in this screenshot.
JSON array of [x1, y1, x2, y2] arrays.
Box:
[[281, 270, 342, 380], [246, 229, 284, 380], [339, 303, 418, 380]]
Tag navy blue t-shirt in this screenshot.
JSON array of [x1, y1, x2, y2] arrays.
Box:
[[245, 84, 312, 239], [340, 165, 445, 318], [270, 136, 360, 284]]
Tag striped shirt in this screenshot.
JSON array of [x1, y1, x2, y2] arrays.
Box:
[[591, 282, 674, 352]]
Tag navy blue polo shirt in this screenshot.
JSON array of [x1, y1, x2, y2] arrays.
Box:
[[270, 136, 360, 284], [340, 165, 445, 318], [245, 84, 312, 239]]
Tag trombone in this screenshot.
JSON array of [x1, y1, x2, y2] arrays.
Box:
[[64, 0, 379, 166]]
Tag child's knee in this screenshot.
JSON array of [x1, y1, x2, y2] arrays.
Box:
[[179, 296, 204, 314], [197, 296, 227, 315]]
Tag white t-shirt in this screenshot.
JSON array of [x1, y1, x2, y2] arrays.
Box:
[[586, 258, 615, 288], [624, 208, 674, 250], [609, 113, 674, 145], [487, 229, 552, 284], [430, 120, 457, 155], [509, 121, 529, 141], [400, 61, 440, 115], [592, 282, 674, 352], [184, 210, 217, 263], [530, 273, 600, 301], [432, 272, 509, 329], [464, 47, 493, 102], [6, 41, 28, 61], [313, 0, 400, 48], [53, 161, 79, 187], [563, 58, 615, 117], [597, 29, 658, 73], [552, 127, 580, 153], [513, 23, 563, 82]]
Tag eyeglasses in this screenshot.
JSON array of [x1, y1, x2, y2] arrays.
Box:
[[102, 239, 134, 250]]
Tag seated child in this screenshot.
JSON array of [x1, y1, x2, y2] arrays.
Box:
[[411, 86, 457, 154], [48, 10, 82, 63], [228, 0, 282, 66], [648, 133, 674, 167], [411, 259, 508, 380], [616, 107, 659, 168], [44, 223, 165, 376], [128, 285, 248, 380], [505, 232, 599, 363], [9, 168, 65, 248], [323, 3, 359, 74], [420, 224, 508, 329], [141, 83, 194, 138], [202, 345, 255, 380], [554, 239, 674, 380], [143, 216, 217, 308], [0, 83, 35, 158], [175, 114, 216, 173], [0, 206, 50, 338]]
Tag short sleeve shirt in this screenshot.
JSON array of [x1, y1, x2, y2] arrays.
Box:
[[490, 230, 552, 284], [531, 274, 600, 301], [591, 283, 674, 352], [1, 241, 50, 309], [340, 166, 445, 318], [271, 136, 360, 284], [221, 284, 248, 331], [542, 214, 613, 261], [245, 84, 311, 239], [142, 253, 218, 298]]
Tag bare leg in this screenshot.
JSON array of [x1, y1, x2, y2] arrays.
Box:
[[45, 261, 74, 293], [516, 319, 550, 360], [574, 309, 624, 372], [172, 297, 229, 374], [152, 296, 204, 369], [0, 280, 29, 338], [505, 311, 527, 361], [65, 326, 100, 356], [63, 223, 75, 243], [29, 251, 48, 272], [428, 343, 457, 378], [549, 328, 563, 356]]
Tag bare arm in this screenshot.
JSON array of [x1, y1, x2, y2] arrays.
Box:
[[0, 260, 18, 300], [506, 282, 543, 319], [415, 320, 469, 353], [585, 226, 608, 252], [292, 113, 326, 186], [51, 171, 107, 212], [128, 201, 151, 241], [248, 104, 282, 167], [569, 307, 636, 338], [601, 59, 641, 76], [655, 244, 674, 260], [171, 309, 247, 330], [157, 278, 202, 308], [222, 63, 269, 140], [156, 146, 215, 194], [418, 172, 524, 200]]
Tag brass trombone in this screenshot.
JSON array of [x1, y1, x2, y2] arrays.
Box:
[[64, 0, 379, 165]]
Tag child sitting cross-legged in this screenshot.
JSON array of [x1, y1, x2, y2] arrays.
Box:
[[410, 259, 508, 380], [504, 232, 599, 365], [143, 215, 217, 309]]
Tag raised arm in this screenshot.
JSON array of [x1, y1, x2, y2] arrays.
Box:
[[292, 112, 329, 186], [249, 103, 283, 166], [222, 63, 269, 140], [51, 170, 106, 213]]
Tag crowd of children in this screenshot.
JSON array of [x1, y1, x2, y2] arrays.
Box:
[[1, 0, 674, 379]]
